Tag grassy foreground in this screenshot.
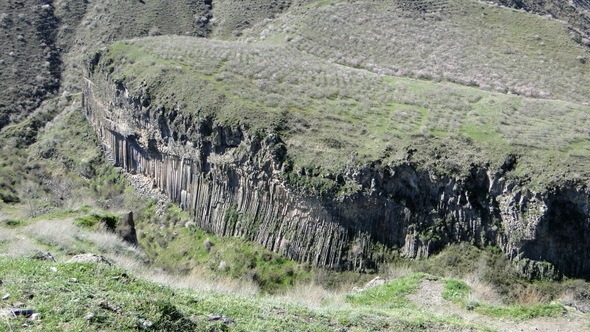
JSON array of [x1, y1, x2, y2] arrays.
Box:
[[0, 258, 491, 332], [0, 211, 587, 331]]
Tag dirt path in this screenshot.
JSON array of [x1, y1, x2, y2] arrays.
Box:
[[407, 279, 589, 332]]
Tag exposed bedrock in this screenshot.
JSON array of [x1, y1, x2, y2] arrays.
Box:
[[82, 68, 590, 280]]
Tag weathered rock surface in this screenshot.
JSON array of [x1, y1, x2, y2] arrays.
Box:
[[116, 211, 138, 246], [68, 254, 111, 265], [83, 53, 590, 280]]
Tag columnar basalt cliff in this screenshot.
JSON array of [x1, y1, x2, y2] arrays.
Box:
[[83, 53, 590, 279]]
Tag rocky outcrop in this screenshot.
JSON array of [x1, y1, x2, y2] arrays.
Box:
[[116, 212, 138, 246], [83, 54, 590, 279]]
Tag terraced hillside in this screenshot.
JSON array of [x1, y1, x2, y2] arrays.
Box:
[[92, 36, 590, 185], [492, 0, 590, 34], [243, 0, 590, 103]]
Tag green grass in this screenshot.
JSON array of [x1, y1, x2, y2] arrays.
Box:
[[0, 258, 490, 331], [442, 279, 470, 303], [475, 303, 565, 320], [0, 207, 90, 229], [345, 273, 426, 308], [74, 213, 119, 230], [136, 202, 311, 294]]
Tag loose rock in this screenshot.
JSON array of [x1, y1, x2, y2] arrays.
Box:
[[207, 314, 235, 325], [10, 308, 35, 317], [32, 250, 55, 262], [67, 254, 111, 264]]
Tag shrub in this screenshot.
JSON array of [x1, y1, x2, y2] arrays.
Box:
[[74, 213, 119, 230]]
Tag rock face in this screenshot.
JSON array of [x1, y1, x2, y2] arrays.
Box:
[[116, 212, 138, 246], [83, 55, 590, 280]]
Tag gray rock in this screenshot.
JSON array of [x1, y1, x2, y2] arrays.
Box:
[[116, 211, 138, 245], [31, 250, 55, 262], [67, 254, 111, 264]]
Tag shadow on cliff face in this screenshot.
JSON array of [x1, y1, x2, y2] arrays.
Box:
[[521, 190, 590, 279]]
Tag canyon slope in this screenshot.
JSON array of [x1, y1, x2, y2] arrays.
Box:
[[2, 0, 590, 279], [83, 0, 590, 278]]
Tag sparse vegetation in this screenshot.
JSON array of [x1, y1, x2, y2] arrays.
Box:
[[136, 202, 311, 294], [441, 278, 565, 320]]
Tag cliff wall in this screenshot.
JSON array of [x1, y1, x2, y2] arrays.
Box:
[[83, 55, 590, 279]]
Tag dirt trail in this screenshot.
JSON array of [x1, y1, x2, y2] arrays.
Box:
[[407, 279, 589, 332]]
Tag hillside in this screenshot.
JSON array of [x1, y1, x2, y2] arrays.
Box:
[[0, 0, 60, 128], [81, 0, 590, 278], [1, 0, 590, 330]]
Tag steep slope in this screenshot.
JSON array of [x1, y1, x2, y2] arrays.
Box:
[[57, 0, 213, 94], [210, 0, 293, 38], [0, 0, 60, 128]]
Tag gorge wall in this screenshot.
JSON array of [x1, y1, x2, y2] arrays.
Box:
[[83, 54, 590, 280]]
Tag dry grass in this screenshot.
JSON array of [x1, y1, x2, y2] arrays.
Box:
[[23, 218, 81, 253], [108, 253, 260, 296], [385, 262, 415, 280], [463, 273, 503, 305], [273, 281, 351, 308], [12, 216, 140, 260], [513, 285, 551, 306]]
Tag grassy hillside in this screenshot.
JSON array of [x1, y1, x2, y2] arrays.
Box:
[[243, 0, 590, 103], [491, 0, 590, 35], [98, 32, 590, 191], [2, 257, 586, 331], [2, 1, 590, 329]]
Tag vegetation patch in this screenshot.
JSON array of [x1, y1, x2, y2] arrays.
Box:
[[136, 202, 310, 294], [442, 279, 470, 303], [346, 273, 425, 308], [74, 213, 119, 230], [437, 265, 566, 320], [0, 258, 485, 331], [474, 303, 565, 320]]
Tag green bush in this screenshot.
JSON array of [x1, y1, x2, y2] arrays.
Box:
[[74, 213, 119, 230], [2, 219, 23, 227], [0, 190, 20, 203]]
